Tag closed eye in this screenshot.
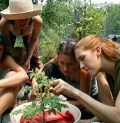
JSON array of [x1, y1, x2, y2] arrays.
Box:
[[59, 61, 64, 65], [79, 55, 85, 61]]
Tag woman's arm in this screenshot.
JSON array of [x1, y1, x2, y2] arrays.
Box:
[[96, 72, 114, 105], [0, 18, 13, 55], [80, 72, 115, 123], [68, 100, 83, 108], [0, 56, 28, 88], [70, 69, 91, 108], [51, 79, 120, 123], [25, 15, 42, 69], [75, 89, 120, 123]]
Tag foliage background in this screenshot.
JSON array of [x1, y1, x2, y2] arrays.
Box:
[[0, 0, 120, 63]]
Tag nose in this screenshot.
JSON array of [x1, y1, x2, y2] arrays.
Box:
[[63, 65, 68, 72]]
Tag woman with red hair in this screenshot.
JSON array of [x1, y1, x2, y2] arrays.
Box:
[[50, 35, 120, 123]]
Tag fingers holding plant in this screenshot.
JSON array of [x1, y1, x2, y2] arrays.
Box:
[[50, 79, 79, 98], [50, 79, 65, 94]]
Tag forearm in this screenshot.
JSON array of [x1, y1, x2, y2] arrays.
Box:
[[96, 72, 114, 105], [0, 71, 28, 88], [68, 100, 83, 108], [27, 16, 41, 61], [89, 116, 100, 122], [75, 90, 120, 123], [27, 39, 37, 61]]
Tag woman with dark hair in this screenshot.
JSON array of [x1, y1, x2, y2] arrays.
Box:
[[0, 33, 28, 116], [50, 35, 120, 123], [43, 39, 99, 119]]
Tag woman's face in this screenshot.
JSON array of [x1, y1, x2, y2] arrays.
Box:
[[58, 54, 78, 76], [15, 18, 30, 28], [0, 45, 3, 58], [75, 47, 101, 77]]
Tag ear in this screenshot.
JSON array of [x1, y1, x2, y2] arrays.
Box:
[[95, 46, 101, 57]]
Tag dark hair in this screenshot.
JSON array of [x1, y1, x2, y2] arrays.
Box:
[[57, 39, 76, 57], [13, 47, 27, 65], [0, 32, 11, 56], [8, 18, 32, 25], [0, 33, 8, 60], [0, 33, 4, 46]]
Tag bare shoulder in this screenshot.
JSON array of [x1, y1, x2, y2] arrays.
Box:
[[0, 17, 9, 29], [0, 17, 7, 24], [2, 55, 15, 66], [33, 15, 43, 25]]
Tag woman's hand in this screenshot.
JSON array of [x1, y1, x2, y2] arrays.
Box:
[[32, 78, 39, 95], [24, 59, 30, 71], [50, 79, 80, 98]]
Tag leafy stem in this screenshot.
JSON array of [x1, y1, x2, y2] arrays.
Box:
[[12, 69, 67, 121]]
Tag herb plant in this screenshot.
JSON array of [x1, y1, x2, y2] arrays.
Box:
[[12, 69, 67, 123]]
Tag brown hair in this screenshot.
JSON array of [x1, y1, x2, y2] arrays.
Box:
[[75, 35, 120, 61], [13, 47, 27, 65], [57, 39, 76, 58]]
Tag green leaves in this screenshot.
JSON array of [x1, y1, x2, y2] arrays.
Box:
[[43, 96, 68, 113], [22, 104, 39, 119], [13, 69, 67, 120]]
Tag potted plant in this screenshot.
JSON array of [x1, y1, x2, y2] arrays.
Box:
[[11, 69, 81, 123]]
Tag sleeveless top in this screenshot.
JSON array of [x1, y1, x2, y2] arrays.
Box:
[[109, 60, 120, 99], [9, 18, 33, 36], [9, 24, 33, 37], [8, 19, 39, 57]]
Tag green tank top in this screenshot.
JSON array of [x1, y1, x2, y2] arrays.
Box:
[[112, 60, 120, 99]]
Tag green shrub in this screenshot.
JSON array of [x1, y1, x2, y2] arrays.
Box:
[[40, 29, 62, 63]]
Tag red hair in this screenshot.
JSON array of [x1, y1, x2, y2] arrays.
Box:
[[75, 35, 120, 61]]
